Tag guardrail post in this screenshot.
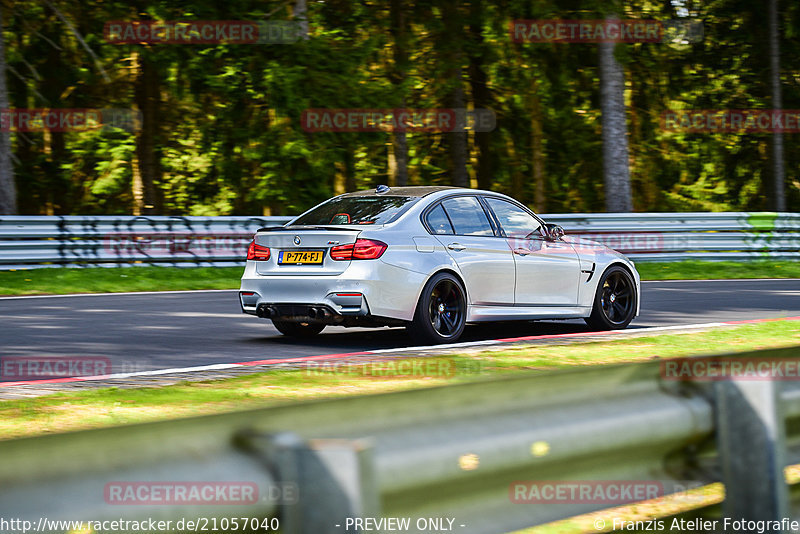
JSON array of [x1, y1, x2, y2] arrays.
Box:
[[236, 431, 379, 534], [714, 380, 788, 526]]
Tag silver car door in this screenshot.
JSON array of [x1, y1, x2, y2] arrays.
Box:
[[483, 197, 581, 306], [427, 196, 516, 306]]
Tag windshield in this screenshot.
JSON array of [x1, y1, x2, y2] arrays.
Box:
[[291, 196, 418, 226]]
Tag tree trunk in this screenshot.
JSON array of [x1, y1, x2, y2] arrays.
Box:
[[133, 51, 162, 215], [599, 16, 633, 212], [391, 133, 408, 186], [530, 94, 545, 212], [0, 8, 17, 215], [506, 133, 523, 201], [468, 0, 492, 191], [131, 153, 144, 216], [449, 78, 469, 188], [344, 148, 356, 192], [294, 0, 309, 40], [389, 0, 408, 186], [44, 130, 69, 213], [769, 0, 785, 211]]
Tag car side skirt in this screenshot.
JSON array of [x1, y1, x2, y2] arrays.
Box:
[[467, 305, 592, 322]]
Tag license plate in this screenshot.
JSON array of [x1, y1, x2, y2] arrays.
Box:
[[279, 250, 324, 265]]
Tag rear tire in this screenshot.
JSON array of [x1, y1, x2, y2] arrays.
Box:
[[408, 272, 467, 344], [584, 265, 637, 330], [271, 319, 325, 338]]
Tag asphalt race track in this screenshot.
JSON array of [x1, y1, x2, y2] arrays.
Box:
[[0, 279, 798, 381]]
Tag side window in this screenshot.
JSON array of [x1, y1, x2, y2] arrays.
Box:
[[441, 197, 494, 236], [425, 204, 454, 235], [485, 197, 541, 238]]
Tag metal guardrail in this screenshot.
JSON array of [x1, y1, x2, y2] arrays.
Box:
[[1, 347, 799, 533], [547, 212, 800, 262], [0, 215, 289, 269], [0, 212, 798, 269]]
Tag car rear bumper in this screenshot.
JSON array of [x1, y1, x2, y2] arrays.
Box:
[[239, 259, 427, 323]]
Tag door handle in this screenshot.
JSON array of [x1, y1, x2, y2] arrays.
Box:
[[447, 243, 466, 251], [513, 248, 531, 256]]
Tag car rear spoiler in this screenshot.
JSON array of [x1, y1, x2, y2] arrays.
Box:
[[256, 226, 361, 232]]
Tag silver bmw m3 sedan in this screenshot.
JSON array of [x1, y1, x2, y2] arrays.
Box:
[[239, 186, 640, 344]]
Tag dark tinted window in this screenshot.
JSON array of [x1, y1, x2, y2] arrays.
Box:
[[441, 197, 494, 236], [485, 198, 541, 237], [425, 204, 454, 235], [292, 196, 417, 226]]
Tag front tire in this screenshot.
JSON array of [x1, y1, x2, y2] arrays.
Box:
[[408, 272, 467, 344], [585, 265, 637, 330], [271, 319, 325, 338]]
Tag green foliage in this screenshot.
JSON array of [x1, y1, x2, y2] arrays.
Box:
[[4, 0, 799, 214]]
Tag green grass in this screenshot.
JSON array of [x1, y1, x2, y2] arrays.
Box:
[[0, 266, 244, 295], [635, 260, 800, 280], [0, 261, 797, 296], [0, 319, 797, 441]]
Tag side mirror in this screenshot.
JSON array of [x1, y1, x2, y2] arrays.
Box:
[[545, 224, 565, 242]]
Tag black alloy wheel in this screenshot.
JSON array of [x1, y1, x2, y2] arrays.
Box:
[[409, 272, 467, 344], [585, 266, 636, 330]]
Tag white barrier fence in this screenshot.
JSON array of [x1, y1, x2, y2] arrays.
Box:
[[0, 212, 798, 269]]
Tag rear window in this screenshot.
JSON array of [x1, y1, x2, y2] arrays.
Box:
[[425, 204, 454, 235], [291, 196, 418, 226], [440, 197, 494, 236]]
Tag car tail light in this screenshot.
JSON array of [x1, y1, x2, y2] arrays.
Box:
[[330, 239, 387, 261], [246, 240, 271, 261], [330, 244, 354, 261], [354, 239, 388, 259]]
